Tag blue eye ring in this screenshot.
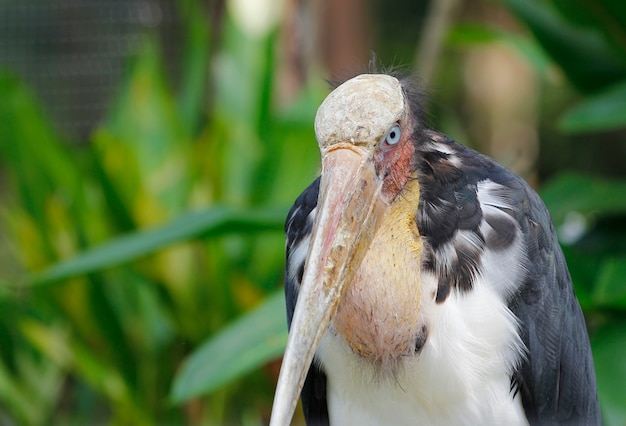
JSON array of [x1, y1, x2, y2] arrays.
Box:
[[384, 124, 401, 145]]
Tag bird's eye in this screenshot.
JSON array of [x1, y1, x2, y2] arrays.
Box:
[[384, 124, 401, 145]]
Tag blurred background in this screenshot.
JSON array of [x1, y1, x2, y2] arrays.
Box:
[[0, 0, 625, 424]]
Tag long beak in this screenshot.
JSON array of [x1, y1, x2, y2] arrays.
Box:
[[270, 146, 387, 425]]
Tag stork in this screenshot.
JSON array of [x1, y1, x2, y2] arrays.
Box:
[[270, 72, 600, 425]]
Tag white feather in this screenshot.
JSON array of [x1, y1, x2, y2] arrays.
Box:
[[476, 180, 516, 210], [477, 180, 527, 298], [435, 241, 457, 275], [288, 236, 310, 287], [317, 271, 527, 425]]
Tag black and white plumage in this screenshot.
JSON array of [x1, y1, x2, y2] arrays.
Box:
[[271, 72, 600, 425]]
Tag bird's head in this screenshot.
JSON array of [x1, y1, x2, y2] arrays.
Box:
[[315, 73, 417, 205], [271, 73, 426, 425]]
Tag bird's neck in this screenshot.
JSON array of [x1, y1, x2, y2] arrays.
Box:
[[332, 177, 424, 366]]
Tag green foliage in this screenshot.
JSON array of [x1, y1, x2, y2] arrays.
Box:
[[591, 322, 626, 426], [170, 292, 287, 404], [1, 0, 625, 424], [0, 3, 320, 424], [501, 0, 626, 95], [539, 173, 626, 223], [501, 0, 626, 133], [559, 81, 626, 132], [31, 207, 288, 287]]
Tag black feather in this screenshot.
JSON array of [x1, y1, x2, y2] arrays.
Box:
[[284, 178, 329, 425], [508, 192, 601, 425]]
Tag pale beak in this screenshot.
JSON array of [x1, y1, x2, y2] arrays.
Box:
[[270, 145, 387, 425]]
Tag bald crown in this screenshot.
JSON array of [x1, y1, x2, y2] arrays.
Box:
[[314, 74, 406, 153]]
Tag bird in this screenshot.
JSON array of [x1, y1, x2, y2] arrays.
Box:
[[270, 70, 600, 425]]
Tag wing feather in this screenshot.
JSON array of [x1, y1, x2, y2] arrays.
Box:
[[284, 178, 329, 425], [509, 186, 600, 425]]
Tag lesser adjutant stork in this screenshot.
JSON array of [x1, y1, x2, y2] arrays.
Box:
[[270, 72, 600, 425]]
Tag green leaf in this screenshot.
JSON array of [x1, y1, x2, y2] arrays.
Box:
[[0, 361, 41, 425], [0, 71, 86, 252], [551, 0, 626, 57], [592, 257, 626, 308], [447, 24, 503, 44], [0, 72, 82, 197], [21, 320, 146, 422], [559, 80, 626, 132], [591, 321, 626, 426], [102, 38, 185, 170], [95, 37, 192, 221], [30, 206, 288, 286], [540, 173, 626, 225], [500, 0, 626, 93], [170, 291, 287, 403]]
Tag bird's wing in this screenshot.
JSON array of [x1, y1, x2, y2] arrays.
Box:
[[507, 183, 600, 425], [284, 177, 329, 425], [416, 136, 600, 424], [446, 141, 600, 424]]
